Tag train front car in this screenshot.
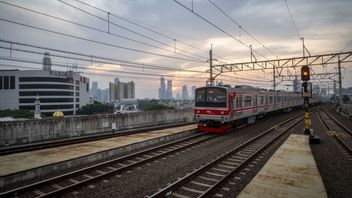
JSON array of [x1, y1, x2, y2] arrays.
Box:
[[194, 86, 234, 133]]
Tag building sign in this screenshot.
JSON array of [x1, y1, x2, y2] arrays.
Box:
[[50, 71, 68, 77]]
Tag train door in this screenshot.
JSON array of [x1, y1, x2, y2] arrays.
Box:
[[229, 94, 235, 120]]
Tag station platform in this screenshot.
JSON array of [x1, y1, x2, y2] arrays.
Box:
[[0, 124, 196, 180], [237, 134, 327, 198]]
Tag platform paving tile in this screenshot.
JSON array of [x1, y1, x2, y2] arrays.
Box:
[[237, 134, 327, 198], [0, 124, 196, 176]]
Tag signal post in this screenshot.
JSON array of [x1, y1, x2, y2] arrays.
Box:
[[301, 65, 320, 144]]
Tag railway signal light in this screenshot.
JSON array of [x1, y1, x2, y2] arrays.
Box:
[[301, 65, 310, 81]]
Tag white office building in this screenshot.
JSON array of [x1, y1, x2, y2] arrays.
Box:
[[0, 53, 90, 116]]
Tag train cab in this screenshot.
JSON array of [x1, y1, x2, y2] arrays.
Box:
[[194, 86, 234, 133]]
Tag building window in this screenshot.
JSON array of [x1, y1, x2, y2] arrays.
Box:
[[76, 104, 79, 108], [19, 98, 74, 103], [4, 76, 9, 89], [76, 92, 80, 96], [19, 77, 73, 83], [20, 104, 74, 110], [86, 83, 89, 92], [76, 86, 79, 91], [19, 84, 74, 89], [0, 76, 2, 89], [76, 98, 80, 102], [10, 76, 15, 89], [76, 80, 80, 85], [19, 91, 74, 96]]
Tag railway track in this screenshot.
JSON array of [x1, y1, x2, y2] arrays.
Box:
[[0, 131, 220, 198], [149, 110, 317, 198], [0, 122, 195, 156], [318, 109, 352, 156]]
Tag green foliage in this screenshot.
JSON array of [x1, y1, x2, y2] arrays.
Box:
[[0, 109, 33, 118], [77, 101, 113, 115], [138, 99, 174, 111]]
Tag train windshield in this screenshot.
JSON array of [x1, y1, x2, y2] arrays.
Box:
[[195, 87, 227, 107]]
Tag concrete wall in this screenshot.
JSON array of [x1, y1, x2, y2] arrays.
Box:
[[0, 109, 194, 146]]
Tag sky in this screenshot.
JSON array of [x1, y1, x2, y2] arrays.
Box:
[[0, 0, 351, 98]]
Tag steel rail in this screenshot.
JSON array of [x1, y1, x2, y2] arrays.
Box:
[[318, 110, 352, 155], [0, 132, 216, 197], [149, 110, 317, 198]]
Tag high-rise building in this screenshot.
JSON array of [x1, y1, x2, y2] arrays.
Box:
[[109, 78, 135, 101], [102, 88, 109, 103], [182, 85, 188, 100], [91, 81, 98, 101], [166, 80, 173, 99], [0, 69, 90, 116], [191, 86, 196, 99], [159, 76, 166, 100]]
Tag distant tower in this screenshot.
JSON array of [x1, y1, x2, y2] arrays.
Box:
[[166, 80, 173, 99], [42, 52, 52, 71], [182, 85, 188, 100], [159, 76, 166, 100], [34, 95, 41, 119]]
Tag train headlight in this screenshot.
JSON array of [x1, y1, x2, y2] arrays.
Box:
[[220, 111, 224, 115], [196, 110, 200, 113]]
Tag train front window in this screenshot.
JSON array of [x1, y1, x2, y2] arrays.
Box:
[[195, 87, 227, 107]]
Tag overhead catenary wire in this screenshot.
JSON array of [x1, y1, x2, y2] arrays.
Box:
[[70, 0, 232, 63], [0, 1, 207, 63], [0, 18, 206, 63], [207, 0, 278, 58], [0, 45, 206, 73], [0, 63, 207, 83], [173, 0, 273, 62], [341, 39, 352, 52], [57, 0, 208, 62], [0, 56, 207, 79], [0, 39, 206, 73], [283, 0, 301, 39]]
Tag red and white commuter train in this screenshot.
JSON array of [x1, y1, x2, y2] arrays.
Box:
[[194, 85, 320, 133]]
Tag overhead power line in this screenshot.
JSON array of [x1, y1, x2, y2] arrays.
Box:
[[284, 0, 301, 39], [70, 0, 232, 63], [0, 39, 206, 73], [0, 63, 207, 83], [207, 0, 278, 58], [57, 0, 208, 61], [0, 1, 206, 62], [341, 39, 352, 52], [0, 56, 206, 79], [0, 18, 206, 63], [173, 0, 272, 61]]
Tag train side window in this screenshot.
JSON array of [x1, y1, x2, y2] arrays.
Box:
[[268, 96, 273, 104], [244, 96, 252, 107], [236, 95, 242, 108], [259, 96, 264, 105]]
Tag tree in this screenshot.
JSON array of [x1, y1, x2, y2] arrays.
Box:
[[77, 101, 114, 115], [0, 109, 33, 118]]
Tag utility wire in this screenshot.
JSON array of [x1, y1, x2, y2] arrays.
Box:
[[0, 56, 206, 79], [0, 46, 206, 73], [0, 39, 206, 73], [0, 18, 205, 63], [173, 0, 271, 61], [0, 64, 207, 83], [57, 0, 208, 61], [70, 0, 232, 63], [208, 0, 278, 58], [0, 1, 206, 62], [341, 39, 352, 52], [284, 0, 301, 39]]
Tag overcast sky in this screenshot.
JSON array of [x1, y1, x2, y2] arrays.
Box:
[[1, 0, 351, 98]]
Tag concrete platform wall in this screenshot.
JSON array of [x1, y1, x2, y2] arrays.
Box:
[[0, 109, 194, 146]]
